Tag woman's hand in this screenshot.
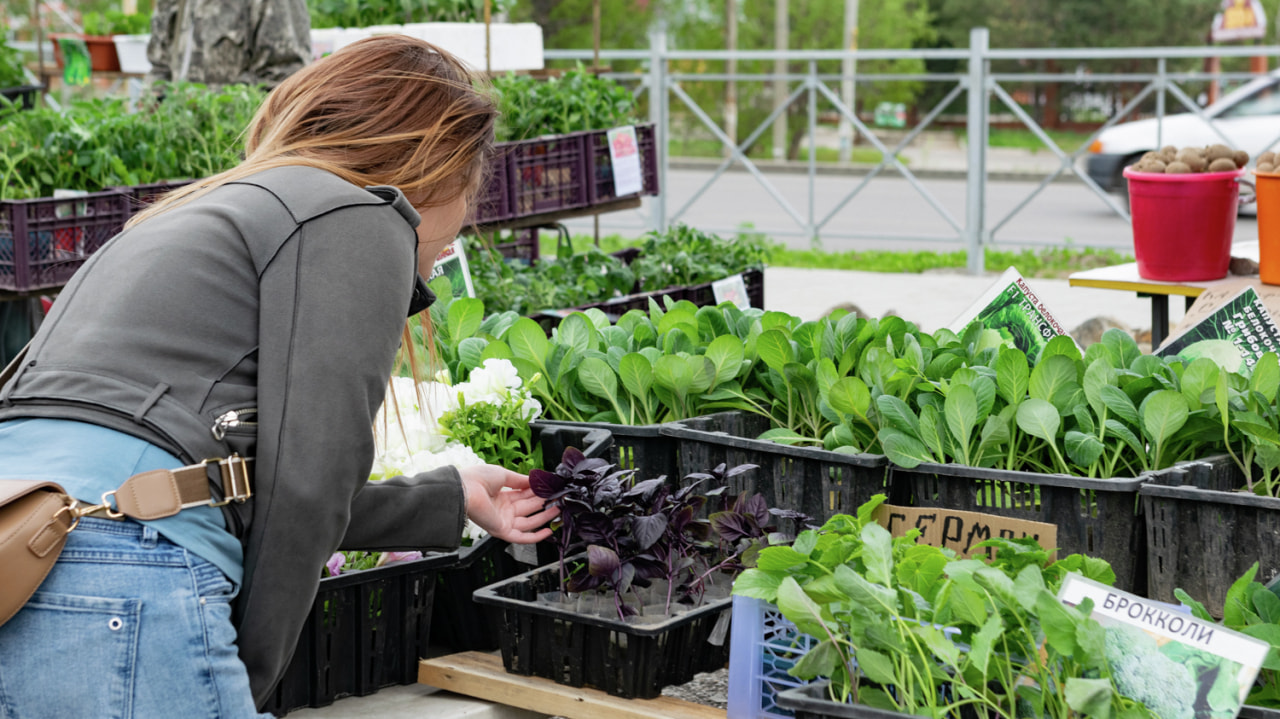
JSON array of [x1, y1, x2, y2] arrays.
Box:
[[458, 464, 559, 544]]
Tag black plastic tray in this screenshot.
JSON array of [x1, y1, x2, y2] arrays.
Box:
[[1141, 455, 1280, 617], [472, 558, 733, 699]]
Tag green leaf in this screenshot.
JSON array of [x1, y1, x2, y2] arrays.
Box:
[[704, 334, 746, 387], [1180, 357, 1220, 407], [756, 329, 794, 373], [756, 546, 810, 572], [1100, 384, 1140, 426], [1065, 430, 1105, 467], [853, 648, 897, 685], [730, 568, 783, 602], [944, 384, 979, 455], [1224, 563, 1260, 628], [861, 523, 894, 586], [775, 576, 829, 639], [1064, 678, 1113, 719], [480, 339, 513, 363], [1083, 359, 1113, 420], [556, 314, 596, 356], [876, 395, 921, 437], [506, 318, 550, 365], [833, 563, 900, 612], [1140, 390, 1189, 449], [447, 297, 485, 342], [617, 353, 653, 400], [1254, 352, 1280, 403], [788, 638, 842, 680], [457, 337, 487, 371], [1173, 588, 1215, 622], [880, 427, 935, 469], [654, 354, 694, 400], [1030, 355, 1077, 403], [577, 356, 619, 402], [967, 613, 1003, 675], [1016, 398, 1061, 444], [826, 376, 871, 418], [1035, 589, 1081, 657], [758, 428, 819, 446]]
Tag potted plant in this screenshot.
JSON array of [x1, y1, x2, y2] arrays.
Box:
[[737, 494, 1146, 719], [473, 447, 799, 698], [51, 10, 150, 73]]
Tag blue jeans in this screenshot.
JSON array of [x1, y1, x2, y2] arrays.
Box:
[[0, 518, 271, 718]]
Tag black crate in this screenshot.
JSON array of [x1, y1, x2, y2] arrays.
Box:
[[776, 682, 914, 719], [425, 425, 613, 652], [426, 536, 520, 652], [472, 559, 733, 699], [1243, 707, 1280, 719], [0, 84, 41, 111], [266, 552, 454, 716], [534, 419, 677, 479], [662, 411, 892, 524], [268, 424, 612, 715], [679, 267, 766, 311], [0, 191, 132, 293], [1141, 455, 1280, 617], [892, 462, 1152, 593]]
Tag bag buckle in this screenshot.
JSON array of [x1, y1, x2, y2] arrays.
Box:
[[205, 454, 252, 507]]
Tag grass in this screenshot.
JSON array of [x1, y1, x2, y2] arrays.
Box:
[[668, 138, 903, 165], [962, 128, 1095, 154], [524, 232, 1132, 279]]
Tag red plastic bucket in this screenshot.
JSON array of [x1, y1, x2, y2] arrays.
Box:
[[1124, 166, 1245, 281]]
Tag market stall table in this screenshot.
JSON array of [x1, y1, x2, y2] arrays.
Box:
[[1067, 241, 1259, 348]]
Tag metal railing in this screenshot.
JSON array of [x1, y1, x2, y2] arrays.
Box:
[[547, 28, 1280, 273]]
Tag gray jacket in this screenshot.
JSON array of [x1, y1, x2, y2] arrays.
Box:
[[0, 165, 465, 708]]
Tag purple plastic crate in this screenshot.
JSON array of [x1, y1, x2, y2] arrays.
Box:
[[471, 146, 515, 225], [586, 123, 660, 204], [117, 179, 195, 217], [508, 132, 591, 217], [0, 191, 132, 293]]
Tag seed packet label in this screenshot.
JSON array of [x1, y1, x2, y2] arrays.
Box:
[[712, 274, 750, 309], [873, 504, 1057, 560], [1159, 282, 1280, 372], [949, 266, 1071, 359], [1058, 574, 1268, 717], [428, 239, 475, 299], [607, 125, 644, 197]]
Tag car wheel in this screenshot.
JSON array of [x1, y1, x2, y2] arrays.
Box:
[[1116, 152, 1146, 213]]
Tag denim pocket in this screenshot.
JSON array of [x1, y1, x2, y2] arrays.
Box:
[[0, 591, 141, 719]]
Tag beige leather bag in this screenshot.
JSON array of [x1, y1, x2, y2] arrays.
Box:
[[0, 479, 76, 625], [0, 346, 254, 628]]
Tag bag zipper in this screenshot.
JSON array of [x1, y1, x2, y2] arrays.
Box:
[[212, 407, 257, 440]]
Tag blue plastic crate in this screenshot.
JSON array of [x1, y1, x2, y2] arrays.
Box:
[[727, 595, 821, 719]]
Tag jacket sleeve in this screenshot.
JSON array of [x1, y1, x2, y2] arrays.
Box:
[[339, 467, 465, 551], [234, 199, 467, 701]]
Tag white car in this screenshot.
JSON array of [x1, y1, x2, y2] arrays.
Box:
[[1085, 70, 1280, 200]]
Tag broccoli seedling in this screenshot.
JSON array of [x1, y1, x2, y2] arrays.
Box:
[[1104, 624, 1197, 719]]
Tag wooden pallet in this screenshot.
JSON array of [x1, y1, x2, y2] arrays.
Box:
[[419, 652, 728, 719]]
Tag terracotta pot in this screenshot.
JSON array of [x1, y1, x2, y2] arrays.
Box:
[[49, 34, 122, 73]]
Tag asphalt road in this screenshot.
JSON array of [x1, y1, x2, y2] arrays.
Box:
[[563, 168, 1261, 253]]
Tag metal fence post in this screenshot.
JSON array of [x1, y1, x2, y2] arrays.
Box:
[[808, 60, 818, 244], [649, 29, 669, 233], [964, 27, 989, 276], [1156, 57, 1166, 149]]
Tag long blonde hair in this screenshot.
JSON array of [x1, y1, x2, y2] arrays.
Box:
[[129, 34, 496, 226], [127, 35, 496, 442]]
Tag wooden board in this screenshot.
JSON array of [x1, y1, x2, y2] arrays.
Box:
[[419, 651, 728, 719]]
